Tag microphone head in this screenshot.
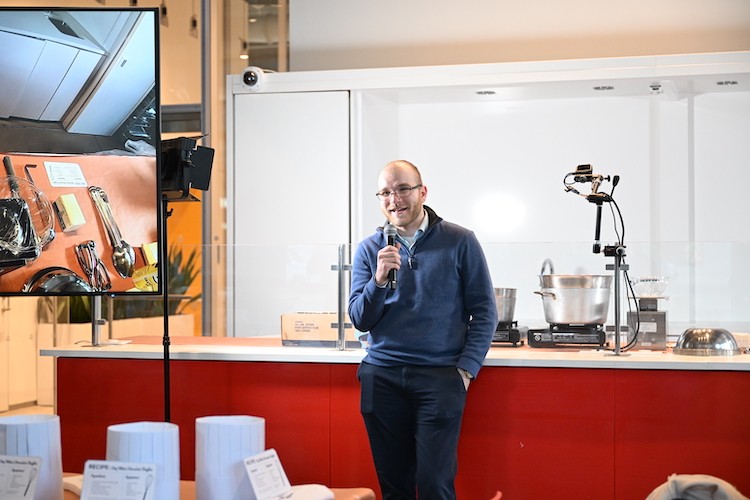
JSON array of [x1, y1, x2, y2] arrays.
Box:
[[384, 223, 397, 238]]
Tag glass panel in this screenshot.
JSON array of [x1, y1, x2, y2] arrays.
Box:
[[228, 242, 359, 347], [227, 0, 289, 75], [480, 240, 750, 338]]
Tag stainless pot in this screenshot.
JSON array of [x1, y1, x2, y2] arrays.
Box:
[[535, 274, 612, 325], [494, 288, 516, 323], [22, 266, 93, 294], [539, 274, 612, 289]]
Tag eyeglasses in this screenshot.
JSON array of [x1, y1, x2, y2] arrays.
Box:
[[75, 240, 112, 292], [375, 184, 422, 201]]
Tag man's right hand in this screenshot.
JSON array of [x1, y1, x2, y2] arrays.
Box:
[[375, 243, 401, 286]]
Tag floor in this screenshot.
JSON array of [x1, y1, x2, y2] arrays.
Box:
[[0, 404, 54, 417]]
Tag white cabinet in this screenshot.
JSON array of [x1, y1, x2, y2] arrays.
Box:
[[227, 52, 750, 335], [13, 41, 101, 121], [0, 18, 103, 121], [0, 9, 155, 133], [64, 13, 155, 136], [227, 91, 350, 336], [0, 30, 45, 119]]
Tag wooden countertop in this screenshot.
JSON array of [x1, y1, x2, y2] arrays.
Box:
[[40, 335, 750, 371], [62, 473, 375, 500]]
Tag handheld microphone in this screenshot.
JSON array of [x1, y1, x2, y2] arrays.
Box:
[[383, 223, 398, 290]]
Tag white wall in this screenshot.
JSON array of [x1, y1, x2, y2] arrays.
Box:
[[290, 0, 750, 70]]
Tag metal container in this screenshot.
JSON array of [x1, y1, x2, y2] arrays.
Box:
[[22, 266, 94, 293], [673, 328, 741, 356], [538, 274, 612, 289], [535, 275, 612, 325], [494, 287, 516, 323]]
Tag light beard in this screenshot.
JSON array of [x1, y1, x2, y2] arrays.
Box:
[[385, 205, 425, 236]]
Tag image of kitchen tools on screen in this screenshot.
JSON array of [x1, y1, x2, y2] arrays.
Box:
[[0, 156, 54, 275]]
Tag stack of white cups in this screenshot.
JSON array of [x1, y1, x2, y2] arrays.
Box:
[[0, 414, 63, 500], [106, 421, 180, 500], [195, 415, 266, 500]]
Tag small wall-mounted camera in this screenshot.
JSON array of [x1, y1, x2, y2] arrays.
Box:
[[242, 66, 265, 91]]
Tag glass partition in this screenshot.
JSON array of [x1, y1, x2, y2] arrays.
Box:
[[226, 242, 359, 347], [480, 240, 750, 338]]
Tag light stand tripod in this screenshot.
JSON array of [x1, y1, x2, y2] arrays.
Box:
[[160, 137, 214, 422], [161, 195, 173, 421]]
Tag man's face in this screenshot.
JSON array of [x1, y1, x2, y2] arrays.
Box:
[[377, 165, 427, 233]]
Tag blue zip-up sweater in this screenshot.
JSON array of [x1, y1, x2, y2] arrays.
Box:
[[348, 206, 498, 378]]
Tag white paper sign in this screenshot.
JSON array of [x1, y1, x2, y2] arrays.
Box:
[[44, 161, 87, 187], [81, 460, 156, 500], [0, 455, 42, 500], [244, 449, 292, 500]]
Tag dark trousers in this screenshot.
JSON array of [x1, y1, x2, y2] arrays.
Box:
[[357, 362, 467, 500]]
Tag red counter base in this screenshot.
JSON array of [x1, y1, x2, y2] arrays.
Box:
[[55, 358, 750, 499]]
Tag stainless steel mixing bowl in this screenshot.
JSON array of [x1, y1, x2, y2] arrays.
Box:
[[673, 328, 741, 356]]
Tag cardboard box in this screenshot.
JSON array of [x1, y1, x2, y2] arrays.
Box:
[[281, 312, 362, 348]]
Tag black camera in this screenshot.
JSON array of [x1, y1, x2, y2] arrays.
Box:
[[573, 164, 593, 182]]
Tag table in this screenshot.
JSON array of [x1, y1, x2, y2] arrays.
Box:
[[62, 474, 375, 500]]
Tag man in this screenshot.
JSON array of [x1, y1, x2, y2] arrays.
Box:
[[348, 160, 498, 499]]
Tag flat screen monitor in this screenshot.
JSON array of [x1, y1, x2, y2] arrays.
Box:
[[0, 7, 161, 296]]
